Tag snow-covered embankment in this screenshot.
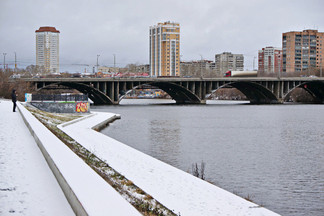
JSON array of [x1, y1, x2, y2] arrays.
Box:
[[17, 102, 141, 216]]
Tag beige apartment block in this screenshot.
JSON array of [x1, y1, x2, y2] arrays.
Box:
[[150, 21, 180, 76], [215, 52, 244, 75], [282, 29, 324, 73]]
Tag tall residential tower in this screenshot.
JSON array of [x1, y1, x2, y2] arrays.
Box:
[[35, 26, 60, 73], [150, 21, 180, 77], [282, 29, 324, 73]]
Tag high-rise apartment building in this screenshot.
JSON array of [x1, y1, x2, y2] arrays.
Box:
[[258, 47, 282, 74], [35, 26, 60, 74], [149, 21, 180, 76], [282, 29, 324, 73], [215, 52, 244, 75]]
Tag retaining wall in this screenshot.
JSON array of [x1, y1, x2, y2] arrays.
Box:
[[30, 101, 90, 113]]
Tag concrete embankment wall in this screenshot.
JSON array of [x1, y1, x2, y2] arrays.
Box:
[[17, 102, 141, 216], [30, 101, 90, 113]]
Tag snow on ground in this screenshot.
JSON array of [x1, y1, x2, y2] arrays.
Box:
[[59, 111, 281, 216], [0, 100, 74, 216], [17, 102, 142, 216]]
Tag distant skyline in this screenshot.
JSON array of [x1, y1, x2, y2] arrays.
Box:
[[1, 0, 324, 72]]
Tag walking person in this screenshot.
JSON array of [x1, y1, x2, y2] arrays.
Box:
[[11, 89, 17, 112]]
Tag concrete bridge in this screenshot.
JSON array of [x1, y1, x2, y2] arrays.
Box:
[[24, 77, 324, 105]]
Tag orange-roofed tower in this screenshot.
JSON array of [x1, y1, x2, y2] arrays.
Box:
[[35, 26, 60, 73]]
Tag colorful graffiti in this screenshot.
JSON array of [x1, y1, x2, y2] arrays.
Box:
[[76, 102, 89, 113]]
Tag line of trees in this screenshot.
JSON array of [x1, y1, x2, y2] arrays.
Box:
[[0, 67, 37, 101]]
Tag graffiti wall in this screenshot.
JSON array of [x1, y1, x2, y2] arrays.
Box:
[[76, 102, 89, 113], [30, 102, 90, 113]]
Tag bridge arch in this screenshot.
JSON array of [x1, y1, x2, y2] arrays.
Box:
[[37, 82, 113, 105], [283, 81, 324, 103], [119, 82, 202, 104], [207, 81, 279, 104], [37, 81, 203, 105]]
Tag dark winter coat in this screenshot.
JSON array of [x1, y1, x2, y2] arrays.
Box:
[[11, 90, 17, 102]]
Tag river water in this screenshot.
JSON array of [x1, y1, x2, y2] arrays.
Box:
[[92, 99, 324, 216]]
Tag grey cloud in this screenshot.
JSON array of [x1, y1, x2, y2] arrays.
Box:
[[1, 0, 323, 71]]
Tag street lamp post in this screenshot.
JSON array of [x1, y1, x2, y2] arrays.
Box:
[[96, 54, 100, 73], [199, 54, 203, 78], [14, 52, 17, 73], [253, 56, 256, 71], [3, 53, 7, 72], [113, 54, 116, 73]]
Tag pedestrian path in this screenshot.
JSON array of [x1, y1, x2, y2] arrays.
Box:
[[0, 100, 74, 216]]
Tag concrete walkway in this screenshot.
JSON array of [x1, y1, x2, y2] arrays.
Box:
[[0, 100, 74, 216]]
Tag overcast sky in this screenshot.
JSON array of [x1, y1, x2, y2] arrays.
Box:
[[1, 0, 324, 71]]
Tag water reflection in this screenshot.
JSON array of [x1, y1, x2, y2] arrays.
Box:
[[149, 119, 181, 165]]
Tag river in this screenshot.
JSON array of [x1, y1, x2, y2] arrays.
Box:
[[92, 99, 324, 216]]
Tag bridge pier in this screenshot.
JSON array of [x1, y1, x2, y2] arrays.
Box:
[[175, 99, 206, 105], [249, 99, 283, 104], [277, 98, 284, 104]]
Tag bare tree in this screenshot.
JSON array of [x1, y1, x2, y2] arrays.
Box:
[[24, 65, 46, 77], [191, 161, 206, 180], [126, 64, 138, 73]]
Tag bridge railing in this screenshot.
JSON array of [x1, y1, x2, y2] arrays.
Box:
[[31, 94, 88, 102]]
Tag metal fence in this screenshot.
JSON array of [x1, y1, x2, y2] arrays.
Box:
[[31, 94, 88, 102]]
